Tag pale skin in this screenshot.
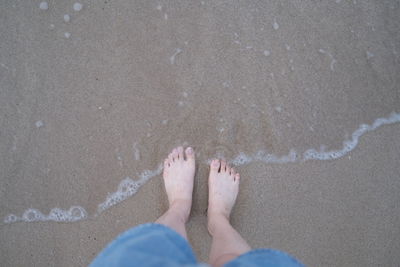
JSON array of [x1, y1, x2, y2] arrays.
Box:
[[155, 146, 251, 267]]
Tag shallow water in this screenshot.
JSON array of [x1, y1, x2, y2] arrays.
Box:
[[4, 112, 400, 223]]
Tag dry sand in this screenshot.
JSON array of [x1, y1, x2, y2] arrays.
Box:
[[1, 0, 399, 266]]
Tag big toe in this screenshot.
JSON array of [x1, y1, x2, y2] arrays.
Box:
[[185, 147, 195, 161], [210, 159, 221, 174]]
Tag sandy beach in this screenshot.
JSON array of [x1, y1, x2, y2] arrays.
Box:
[[1, 0, 399, 266]]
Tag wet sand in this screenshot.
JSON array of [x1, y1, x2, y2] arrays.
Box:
[[1, 0, 400, 266]]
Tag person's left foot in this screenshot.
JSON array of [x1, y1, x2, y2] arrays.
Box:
[[162, 146, 195, 222]]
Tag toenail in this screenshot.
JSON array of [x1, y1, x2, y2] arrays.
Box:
[[187, 147, 193, 154]]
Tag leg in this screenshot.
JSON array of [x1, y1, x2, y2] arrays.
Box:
[[207, 159, 251, 267], [155, 146, 195, 240]]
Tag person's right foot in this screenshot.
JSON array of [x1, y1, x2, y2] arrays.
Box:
[[207, 159, 240, 234]]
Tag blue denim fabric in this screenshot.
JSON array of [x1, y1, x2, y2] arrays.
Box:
[[225, 249, 305, 267], [90, 223, 304, 267]]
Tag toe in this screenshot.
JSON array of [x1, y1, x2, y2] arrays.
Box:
[[225, 164, 231, 175], [168, 152, 174, 162], [230, 167, 236, 176], [171, 148, 178, 161], [234, 173, 240, 182], [177, 146, 184, 160], [220, 160, 227, 173], [210, 159, 220, 172], [185, 147, 195, 161]]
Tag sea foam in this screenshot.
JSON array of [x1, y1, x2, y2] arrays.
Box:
[[225, 149, 298, 166], [4, 206, 87, 224], [97, 164, 163, 213], [302, 112, 400, 161], [225, 112, 400, 166], [39, 2, 48, 10]]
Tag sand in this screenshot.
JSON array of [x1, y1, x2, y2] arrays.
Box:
[[1, 0, 399, 266]]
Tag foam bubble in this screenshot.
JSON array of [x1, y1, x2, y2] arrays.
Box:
[[4, 214, 19, 223], [35, 120, 44, 128], [64, 32, 71, 39], [23, 209, 45, 221], [263, 50, 270, 57], [273, 19, 279, 30], [64, 14, 70, 23], [231, 152, 253, 166], [39, 2, 48, 10], [73, 3, 83, 11], [4, 206, 87, 224]]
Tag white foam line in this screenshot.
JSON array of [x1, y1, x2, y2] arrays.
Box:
[[97, 164, 163, 214], [4, 206, 87, 224], [4, 112, 400, 224], [303, 112, 400, 161], [229, 149, 298, 166], [215, 112, 400, 166]]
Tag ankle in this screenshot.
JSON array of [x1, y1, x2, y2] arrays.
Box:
[[207, 212, 230, 236], [168, 200, 191, 223]]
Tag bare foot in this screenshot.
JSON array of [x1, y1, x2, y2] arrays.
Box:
[[162, 146, 195, 223], [207, 159, 240, 234]]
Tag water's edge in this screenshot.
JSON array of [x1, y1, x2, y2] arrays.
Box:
[[4, 112, 400, 224]]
